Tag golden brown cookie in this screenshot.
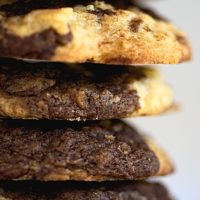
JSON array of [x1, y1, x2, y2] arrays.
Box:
[[0, 181, 174, 200], [0, 1, 191, 64], [0, 119, 174, 181], [0, 59, 173, 120]]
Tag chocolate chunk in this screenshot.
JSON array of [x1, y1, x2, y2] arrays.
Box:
[[0, 27, 73, 60], [0, 119, 159, 181], [176, 35, 188, 46], [88, 8, 116, 18], [130, 18, 143, 32]]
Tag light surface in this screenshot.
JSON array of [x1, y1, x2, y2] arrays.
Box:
[[128, 0, 199, 199]]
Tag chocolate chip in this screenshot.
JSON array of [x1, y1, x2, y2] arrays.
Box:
[[130, 18, 143, 32], [176, 35, 187, 45], [88, 8, 116, 18]]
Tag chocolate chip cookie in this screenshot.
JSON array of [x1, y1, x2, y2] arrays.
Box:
[[0, 1, 191, 64]]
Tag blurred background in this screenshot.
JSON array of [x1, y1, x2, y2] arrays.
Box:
[[128, 0, 199, 199]]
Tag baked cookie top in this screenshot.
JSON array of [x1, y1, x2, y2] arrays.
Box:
[[0, 119, 173, 181], [0, 59, 173, 120], [0, 0, 191, 64], [0, 181, 174, 200]]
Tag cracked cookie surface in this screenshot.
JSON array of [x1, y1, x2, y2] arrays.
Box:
[[0, 119, 173, 181], [0, 0, 191, 64], [0, 59, 173, 120]]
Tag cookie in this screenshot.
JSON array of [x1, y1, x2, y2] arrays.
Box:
[[0, 0, 191, 64], [0, 181, 174, 200], [0, 119, 174, 181], [0, 59, 173, 120]]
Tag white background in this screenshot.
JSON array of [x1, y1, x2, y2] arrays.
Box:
[[128, 0, 200, 199]]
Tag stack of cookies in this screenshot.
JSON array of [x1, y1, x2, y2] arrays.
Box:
[[0, 0, 191, 199]]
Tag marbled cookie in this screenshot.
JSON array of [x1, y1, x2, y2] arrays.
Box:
[[0, 181, 174, 200], [0, 119, 174, 181], [0, 59, 173, 120], [0, 0, 191, 64]]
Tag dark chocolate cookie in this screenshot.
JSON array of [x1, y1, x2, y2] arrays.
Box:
[[0, 181, 174, 200], [0, 59, 173, 120], [0, 119, 173, 181]]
